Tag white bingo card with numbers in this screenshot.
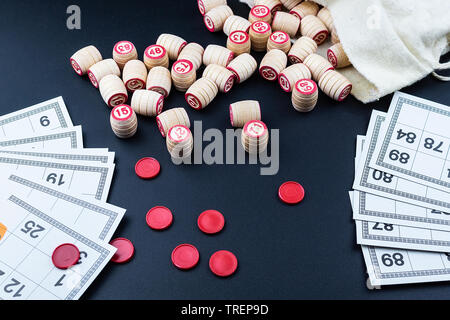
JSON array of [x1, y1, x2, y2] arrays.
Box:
[[370, 91, 450, 193], [0, 153, 114, 202], [350, 191, 450, 253], [0, 195, 115, 300], [0, 97, 73, 139], [353, 111, 450, 216], [353, 189, 450, 232], [353, 138, 450, 252], [355, 218, 450, 253], [1, 174, 125, 241], [0, 149, 115, 165], [0, 127, 83, 151], [362, 245, 450, 286]]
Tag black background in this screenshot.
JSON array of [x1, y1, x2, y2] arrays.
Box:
[[0, 0, 449, 300]]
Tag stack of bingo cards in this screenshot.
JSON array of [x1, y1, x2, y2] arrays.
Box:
[[0, 97, 128, 300], [349, 92, 450, 288]]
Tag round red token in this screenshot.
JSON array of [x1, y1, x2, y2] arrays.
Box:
[[110, 238, 134, 264], [278, 181, 305, 204], [135, 157, 161, 179], [146, 206, 173, 230], [209, 250, 238, 277], [171, 244, 200, 270], [198, 210, 225, 234], [52, 243, 80, 270]]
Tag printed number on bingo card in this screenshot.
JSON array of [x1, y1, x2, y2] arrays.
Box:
[[46, 173, 66, 186], [20, 220, 46, 239]]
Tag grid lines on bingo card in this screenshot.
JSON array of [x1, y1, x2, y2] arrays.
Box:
[[0, 196, 110, 300], [376, 97, 450, 189]]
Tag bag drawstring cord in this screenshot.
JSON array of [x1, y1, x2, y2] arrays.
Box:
[[432, 60, 450, 81]]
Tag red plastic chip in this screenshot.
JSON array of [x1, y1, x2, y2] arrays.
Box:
[[278, 181, 305, 204], [146, 206, 173, 230], [110, 238, 135, 264], [52, 243, 80, 270], [198, 210, 225, 234], [171, 244, 199, 270], [135, 157, 161, 179], [209, 250, 238, 277]]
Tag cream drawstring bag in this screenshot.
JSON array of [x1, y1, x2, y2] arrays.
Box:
[[241, 0, 450, 103]]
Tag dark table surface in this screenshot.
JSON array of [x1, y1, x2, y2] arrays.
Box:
[[1, 0, 449, 300]]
